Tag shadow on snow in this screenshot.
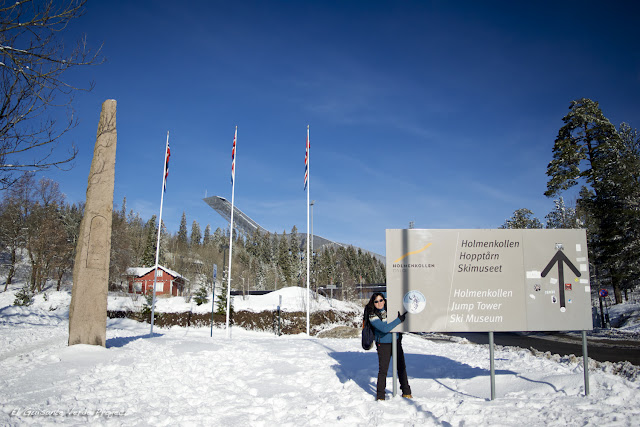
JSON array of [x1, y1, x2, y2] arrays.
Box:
[[324, 349, 517, 396], [106, 332, 163, 348]]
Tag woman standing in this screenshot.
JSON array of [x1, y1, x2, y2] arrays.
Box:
[[366, 292, 411, 400]]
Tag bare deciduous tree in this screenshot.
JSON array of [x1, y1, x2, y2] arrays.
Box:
[[0, 172, 33, 290], [25, 176, 66, 292], [0, 0, 103, 188]]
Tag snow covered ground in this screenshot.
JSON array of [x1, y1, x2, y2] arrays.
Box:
[[1, 285, 640, 426]]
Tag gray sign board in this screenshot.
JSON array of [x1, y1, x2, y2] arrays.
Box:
[[386, 229, 593, 332]]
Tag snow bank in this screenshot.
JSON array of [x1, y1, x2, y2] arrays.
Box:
[[608, 302, 640, 330], [108, 286, 362, 314]]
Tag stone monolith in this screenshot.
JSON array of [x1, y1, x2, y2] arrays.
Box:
[[68, 99, 117, 346]]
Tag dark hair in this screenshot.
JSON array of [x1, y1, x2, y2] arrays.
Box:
[[365, 292, 386, 315]]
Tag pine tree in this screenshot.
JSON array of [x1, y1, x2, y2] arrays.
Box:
[[177, 212, 188, 249], [120, 197, 127, 219], [278, 231, 292, 285], [318, 246, 336, 287], [545, 98, 620, 197], [545, 197, 580, 229], [110, 199, 132, 290], [289, 226, 303, 285], [141, 215, 158, 267], [190, 220, 202, 247], [159, 220, 169, 266], [203, 224, 212, 246], [499, 208, 543, 229], [13, 283, 34, 306], [128, 211, 145, 267], [260, 231, 273, 264], [546, 99, 639, 303], [585, 123, 640, 300], [247, 227, 261, 258], [213, 227, 224, 247], [216, 267, 234, 316], [255, 261, 266, 290], [615, 123, 640, 297], [193, 284, 209, 306]]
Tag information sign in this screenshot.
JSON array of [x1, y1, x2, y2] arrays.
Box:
[[386, 229, 593, 332]]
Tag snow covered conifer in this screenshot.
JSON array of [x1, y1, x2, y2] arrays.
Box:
[[545, 98, 620, 198], [545, 197, 580, 229], [216, 268, 234, 316], [177, 212, 188, 249], [546, 99, 639, 303], [194, 284, 209, 306], [203, 224, 212, 246], [190, 220, 202, 247], [13, 284, 34, 306], [499, 208, 543, 229], [141, 215, 158, 267]]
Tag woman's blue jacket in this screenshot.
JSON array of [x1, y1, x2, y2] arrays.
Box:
[[369, 309, 401, 344]]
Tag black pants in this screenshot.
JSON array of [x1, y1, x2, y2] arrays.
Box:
[[376, 341, 411, 399]]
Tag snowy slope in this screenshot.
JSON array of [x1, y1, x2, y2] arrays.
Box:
[[1, 286, 640, 426]]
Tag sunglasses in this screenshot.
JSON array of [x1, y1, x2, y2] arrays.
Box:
[[374, 299, 385, 303]]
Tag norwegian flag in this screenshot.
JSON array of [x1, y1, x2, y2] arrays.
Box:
[[304, 127, 310, 191], [163, 140, 171, 192], [231, 127, 237, 186]]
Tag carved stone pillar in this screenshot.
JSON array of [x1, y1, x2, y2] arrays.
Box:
[[68, 99, 117, 346]]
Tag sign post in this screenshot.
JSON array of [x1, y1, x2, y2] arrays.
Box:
[[277, 295, 282, 336], [489, 331, 495, 400], [326, 284, 337, 299], [211, 264, 217, 337], [582, 330, 590, 396], [598, 289, 609, 328], [392, 332, 398, 396]]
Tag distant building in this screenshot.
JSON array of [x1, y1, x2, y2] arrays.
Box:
[[126, 265, 186, 296]]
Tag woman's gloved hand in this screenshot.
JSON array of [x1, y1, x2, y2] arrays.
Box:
[[398, 311, 408, 322]]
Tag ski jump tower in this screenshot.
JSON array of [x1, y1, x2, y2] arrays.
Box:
[[203, 195, 347, 254], [203, 195, 262, 237]]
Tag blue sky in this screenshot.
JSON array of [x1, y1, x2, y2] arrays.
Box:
[[36, 0, 640, 256]]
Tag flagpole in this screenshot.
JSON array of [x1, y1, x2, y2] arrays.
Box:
[[306, 125, 310, 335], [150, 131, 170, 337], [226, 126, 237, 339]]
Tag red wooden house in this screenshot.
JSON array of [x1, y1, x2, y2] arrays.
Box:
[[126, 265, 186, 297]]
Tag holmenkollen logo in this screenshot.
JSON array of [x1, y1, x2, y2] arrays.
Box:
[[392, 243, 435, 271]]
